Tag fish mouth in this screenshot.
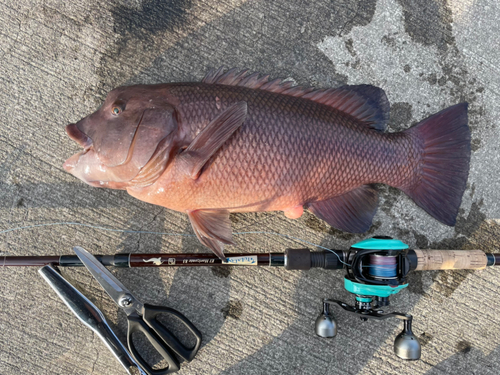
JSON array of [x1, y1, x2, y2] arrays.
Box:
[[63, 109, 171, 188], [63, 123, 92, 173], [64, 116, 103, 170], [62, 114, 148, 184], [64, 110, 146, 169], [65, 123, 92, 149]]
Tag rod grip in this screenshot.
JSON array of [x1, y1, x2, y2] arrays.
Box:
[[284, 249, 342, 270], [413, 249, 488, 270], [285, 248, 310, 270]]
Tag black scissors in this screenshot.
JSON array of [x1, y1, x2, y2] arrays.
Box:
[[73, 246, 202, 375]]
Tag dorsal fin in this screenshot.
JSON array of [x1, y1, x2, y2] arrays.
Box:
[[202, 68, 390, 131]]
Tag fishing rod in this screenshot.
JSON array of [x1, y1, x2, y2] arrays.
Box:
[[3, 236, 500, 361], [4, 238, 499, 270]]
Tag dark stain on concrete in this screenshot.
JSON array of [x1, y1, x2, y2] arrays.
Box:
[[381, 35, 397, 48], [471, 138, 481, 152], [109, 0, 382, 106], [413, 231, 429, 249], [345, 38, 356, 56], [396, 0, 455, 52], [418, 199, 487, 252], [427, 61, 485, 136], [221, 300, 243, 320], [41, 4, 85, 33], [430, 235, 470, 251], [94, 0, 192, 97], [368, 220, 383, 234], [212, 266, 232, 278], [438, 75, 448, 86], [303, 212, 329, 233], [337, 1, 377, 37], [388, 102, 413, 132], [427, 72, 438, 85], [397, 227, 411, 238], [112, 0, 192, 39], [468, 219, 500, 253], [325, 227, 357, 241], [432, 269, 473, 297], [303, 210, 381, 239], [469, 183, 475, 198], [16, 197, 25, 207], [350, 60, 361, 70], [456, 340, 472, 354], [454, 199, 486, 238], [331, 219, 382, 239], [407, 271, 425, 295], [409, 199, 487, 297], [403, 64, 411, 73], [379, 185, 403, 216], [419, 332, 434, 346], [468, 105, 487, 132]]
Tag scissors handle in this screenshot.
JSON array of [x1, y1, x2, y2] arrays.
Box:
[[142, 304, 202, 362], [127, 315, 180, 375], [127, 304, 202, 374]]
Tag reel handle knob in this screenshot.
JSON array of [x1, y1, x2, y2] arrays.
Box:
[[394, 318, 421, 360], [315, 302, 337, 338]]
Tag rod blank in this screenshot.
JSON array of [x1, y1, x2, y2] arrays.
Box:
[[2, 250, 500, 268]]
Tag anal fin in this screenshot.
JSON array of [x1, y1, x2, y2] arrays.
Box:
[[187, 209, 234, 261], [308, 185, 379, 233]]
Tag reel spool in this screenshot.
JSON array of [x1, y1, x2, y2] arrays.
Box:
[[315, 236, 421, 360]]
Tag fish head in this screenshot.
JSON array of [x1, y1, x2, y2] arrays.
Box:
[[63, 85, 179, 189]]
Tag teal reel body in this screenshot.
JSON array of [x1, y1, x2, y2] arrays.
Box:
[[346, 237, 411, 306], [345, 278, 408, 300], [350, 237, 409, 250]]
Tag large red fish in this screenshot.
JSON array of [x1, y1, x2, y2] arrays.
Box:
[[64, 68, 471, 260]]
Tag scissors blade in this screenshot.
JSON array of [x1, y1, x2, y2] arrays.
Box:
[[73, 246, 142, 315]]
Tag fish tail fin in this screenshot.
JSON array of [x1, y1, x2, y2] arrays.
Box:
[[401, 103, 470, 226]]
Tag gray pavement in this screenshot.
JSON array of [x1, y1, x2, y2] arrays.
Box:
[[1, 0, 500, 374]]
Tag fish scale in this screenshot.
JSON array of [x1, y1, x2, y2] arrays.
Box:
[[149, 84, 412, 211], [64, 69, 470, 259]]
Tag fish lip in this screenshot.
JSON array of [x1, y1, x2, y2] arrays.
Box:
[[66, 123, 92, 149], [63, 149, 84, 171], [62, 160, 73, 171], [64, 123, 92, 172], [85, 180, 129, 189], [63, 143, 93, 171]]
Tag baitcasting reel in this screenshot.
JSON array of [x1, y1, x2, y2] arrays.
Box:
[[315, 237, 421, 360]]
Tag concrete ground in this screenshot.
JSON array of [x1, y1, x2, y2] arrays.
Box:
[[1, 0, 500, 374]]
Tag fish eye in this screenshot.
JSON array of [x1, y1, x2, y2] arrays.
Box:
[[111, 100, 126, 116]]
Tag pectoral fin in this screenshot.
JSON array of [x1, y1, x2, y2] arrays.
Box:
[[308, 185, 379, 233], [178, 101, 247, 179], [187, 209, 234, 261]]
